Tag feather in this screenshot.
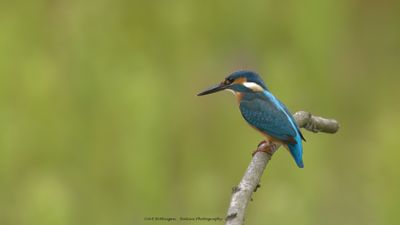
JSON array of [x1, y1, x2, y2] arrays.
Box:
[[239, 91, 304, 168], [239, 92, 296, 143]]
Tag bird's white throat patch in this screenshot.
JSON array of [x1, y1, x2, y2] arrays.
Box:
[[225, 89, 244, 102], [225, 89, 236, 95], [243, 82, 264, 92]]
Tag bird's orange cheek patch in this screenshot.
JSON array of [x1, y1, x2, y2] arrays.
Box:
[[233, 77, 247, 84]]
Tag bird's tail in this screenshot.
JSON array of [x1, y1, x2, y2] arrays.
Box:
[[287, 135, 304, 168]]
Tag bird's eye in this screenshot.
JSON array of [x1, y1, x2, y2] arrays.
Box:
[[225, 78, 234, 84]]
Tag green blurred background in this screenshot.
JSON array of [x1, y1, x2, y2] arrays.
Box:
[[1, 0, 399, 225]]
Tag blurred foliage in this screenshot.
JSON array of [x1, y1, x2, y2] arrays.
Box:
[[0, 0, 399, 225]]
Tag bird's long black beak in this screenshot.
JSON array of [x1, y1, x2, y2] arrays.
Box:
[[197, 83, 229, 96]]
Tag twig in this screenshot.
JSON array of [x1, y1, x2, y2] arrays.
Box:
[[225, 111, 339, 225]]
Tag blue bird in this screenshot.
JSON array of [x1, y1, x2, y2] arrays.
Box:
[[197, 70, 305, 168]]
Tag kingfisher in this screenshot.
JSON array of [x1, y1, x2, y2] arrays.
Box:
[[197, 70, 305, 168]]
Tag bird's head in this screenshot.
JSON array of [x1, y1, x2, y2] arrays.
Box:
[[197, 70, 268, 96]]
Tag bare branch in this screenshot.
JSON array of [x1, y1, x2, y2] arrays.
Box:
[[225, 111, 339, 225], [294, 111, 339, 134]]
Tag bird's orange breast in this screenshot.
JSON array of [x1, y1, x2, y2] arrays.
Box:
[[248, 124, 286, 145], [234, 92, 244, 103]]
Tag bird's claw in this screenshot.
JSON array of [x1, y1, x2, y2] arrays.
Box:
[[257, 140, 267, 148], [252, 141, 277, 157]]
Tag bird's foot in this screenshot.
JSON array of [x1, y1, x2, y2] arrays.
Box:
[[252, 140, 277, 157], [257, 140, 267, 148]]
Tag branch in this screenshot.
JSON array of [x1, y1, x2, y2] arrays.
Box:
[[225, 111, 339, 225]]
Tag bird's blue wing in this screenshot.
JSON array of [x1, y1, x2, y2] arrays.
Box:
[[240, 92, 304, 168], [277, 99, 306, 141], [239, 94, 297, 143]]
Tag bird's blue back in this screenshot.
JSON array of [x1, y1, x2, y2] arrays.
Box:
[[239, 90, 304, 168]]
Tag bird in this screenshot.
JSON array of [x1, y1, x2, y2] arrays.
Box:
[[197, 70, 305, 168]]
